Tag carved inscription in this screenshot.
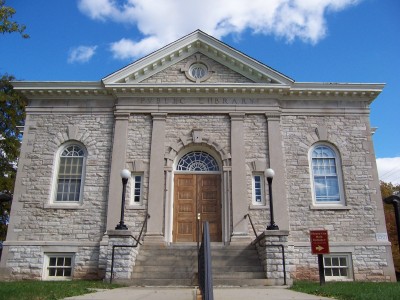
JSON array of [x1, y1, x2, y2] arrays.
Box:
[[138, 97, 259, 105]]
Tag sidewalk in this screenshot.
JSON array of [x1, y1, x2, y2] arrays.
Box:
[[64, 286, 335, 300]]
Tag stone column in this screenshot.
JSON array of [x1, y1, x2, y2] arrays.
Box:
[[106, 113, 130, 231], [266, 114, 289, 231], [255, 230, 292, 286], [146, 113, 167, 242], [230, 113, 249, 241], [104, 230, 139, 281]]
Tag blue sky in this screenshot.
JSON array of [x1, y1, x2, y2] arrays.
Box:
[[2, 0, 400, 183]]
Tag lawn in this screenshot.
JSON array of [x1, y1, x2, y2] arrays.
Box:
[[291, 281, 400, 300], [0, 280, 123, 300]]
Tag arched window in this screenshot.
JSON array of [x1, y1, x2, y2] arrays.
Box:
[[176, 151, 219, 172], [54, 144, 86, 202], [310, 144, 344, 205]]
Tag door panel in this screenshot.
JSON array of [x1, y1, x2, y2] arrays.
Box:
[[174, 175, 196, 242], [197, 175, 221, 242], [173, 174, 221, 242]]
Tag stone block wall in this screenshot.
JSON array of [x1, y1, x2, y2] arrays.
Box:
[[291, 244, 394, 282], [256, 231, 292, 285], [281, 114, 382, 242], [5, 246, 43, 280], [8, 113, 114, 242], [141, 53, 253, 84], [244, 114, 270, 234], [5, 245, 102, 280], [103, 231, 140, 280]]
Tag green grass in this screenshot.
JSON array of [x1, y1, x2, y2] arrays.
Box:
[[291, 281, 400, 300], [0, 280, 123, 300]]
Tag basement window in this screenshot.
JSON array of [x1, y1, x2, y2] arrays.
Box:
[[44, 253, 74, 280], [323, 253, 353, 281]]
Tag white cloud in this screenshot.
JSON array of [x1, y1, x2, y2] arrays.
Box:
[[376, 157, 400, 185], [78, 0, 361, 60], [110, 37, 162, 60], [68, 45, 98, 63]]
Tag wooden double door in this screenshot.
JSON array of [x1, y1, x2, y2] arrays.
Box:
[[173, 174, 222, 242]]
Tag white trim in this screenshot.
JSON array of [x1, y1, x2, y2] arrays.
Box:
[[129, 173, 144, 206], [49, 141, 87, 207], [173, 146, 223, 172], [43, 253, 75, 281], [323, 253, 354, 281], [309, 142, 346, 207], [252, 173, 266, 206], [168, 145, 224, 244]]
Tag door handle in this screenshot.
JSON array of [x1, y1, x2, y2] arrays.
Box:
[[197, 213, 201, 220]]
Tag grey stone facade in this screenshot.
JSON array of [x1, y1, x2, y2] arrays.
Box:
[[0, 30, 395, 283]]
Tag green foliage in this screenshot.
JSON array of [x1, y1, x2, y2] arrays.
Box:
[[381, 180, 400, 273], [0, 0, 29, 38], [291, 281, 400, 300], [0, 74, 26, 240], [381, 180, 400, 200], [0, 280, 124, 300]]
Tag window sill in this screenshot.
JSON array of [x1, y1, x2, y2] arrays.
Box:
[[44, 203, 85, 209], [309, 205, 351, 210], [250, 204, 267, 210], [127, 205, 146, 210]]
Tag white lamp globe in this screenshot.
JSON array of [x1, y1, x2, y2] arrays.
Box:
[[265, 168, 275, 179], [120, 169, 131, 179]]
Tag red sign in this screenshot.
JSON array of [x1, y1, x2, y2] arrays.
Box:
[[310, 230, 330, 254]]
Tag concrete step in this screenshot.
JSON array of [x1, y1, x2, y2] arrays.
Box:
[[131, 271, 196, 279], [213, 271, 266, 279], [213, 278, 278, 286], [128, 278, 196, 286], [130, 243, 268, 287]]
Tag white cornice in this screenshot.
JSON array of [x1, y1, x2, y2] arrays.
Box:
[[12, 81, 383, 103], [102, 30, 294, 85], [12, 81, 112, 99]]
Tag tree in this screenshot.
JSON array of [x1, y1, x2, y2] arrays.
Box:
[[381, 180, 400, 274], [0, 0, 29, 38], [0, 75, 26, 241], [0, 1, 28, 242]]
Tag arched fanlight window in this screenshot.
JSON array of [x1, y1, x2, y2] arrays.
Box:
[[310, 144, 344, 204], [55, 144, 86, 202], [176, 151, 219, 171]]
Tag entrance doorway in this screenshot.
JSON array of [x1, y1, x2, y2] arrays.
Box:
[[173, 174, 221, 242]]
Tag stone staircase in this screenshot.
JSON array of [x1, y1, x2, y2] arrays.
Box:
[[129, 243, 272, 286]]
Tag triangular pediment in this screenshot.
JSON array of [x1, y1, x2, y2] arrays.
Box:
[[102, 30, 293, 86]]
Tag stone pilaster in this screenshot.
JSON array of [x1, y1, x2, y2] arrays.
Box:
[[266, 114, 289, 231], [230, 113, 250, 242], [146, 113, 167, 242], [106, 113, 130, 231]]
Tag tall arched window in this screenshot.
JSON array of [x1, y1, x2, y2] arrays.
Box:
[[310, 144, 344, 205], [54, 143, 86, 202]]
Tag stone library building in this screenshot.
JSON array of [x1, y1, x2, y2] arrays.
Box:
[[0, 30, 395, 284]]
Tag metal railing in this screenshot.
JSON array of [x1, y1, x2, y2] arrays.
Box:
[[109, 213, 150, 283], [244, 214, 287, 285], [198, 221, 214, 300]]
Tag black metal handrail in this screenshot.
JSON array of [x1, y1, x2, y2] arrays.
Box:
[[244, 213, 258, 238], [198, 221, 214, 300], [244, 213, 287, 285], [109, 213, 150, 283]]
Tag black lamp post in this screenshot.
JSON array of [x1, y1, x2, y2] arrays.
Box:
[[115, 169, 131, 230], [266, 168, 279, 230]]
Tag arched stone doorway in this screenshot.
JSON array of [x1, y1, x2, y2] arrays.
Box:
[[173, 150, 222, 242]]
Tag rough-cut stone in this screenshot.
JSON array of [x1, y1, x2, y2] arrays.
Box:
[[1, 31, 394, 284]]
